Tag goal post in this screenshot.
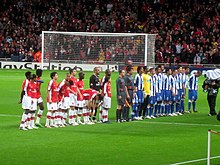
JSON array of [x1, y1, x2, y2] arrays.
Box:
[[41, 31, 156, 69]]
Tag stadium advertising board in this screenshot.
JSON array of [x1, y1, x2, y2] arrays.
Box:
[[0, 61, 117, 71]]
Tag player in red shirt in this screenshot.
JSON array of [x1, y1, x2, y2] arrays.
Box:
[[57, 73, 71, 126], [35, 69, 44, 127], [26, 74, 38, 130], [83, 89, 98, 125], [101, 76, 111, 123], [45, 72, 59, 128], [76, 72, 85, 125], [19, 71, 31, 130], [69, 68, 80, 126]]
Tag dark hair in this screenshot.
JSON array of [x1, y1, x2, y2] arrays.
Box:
[[105, 69, 111, 76], [50, 72, 57, 79], [78, 71, 84, 77], [30, 74, 36, 80], [119, 69, 123, 74], [25, 71, 31, 79], [36, 69, 43, 77], [137, 66, 143, 73], [126, 65, 133, 72], [69, 67, 77, 74], [69, 80, 73, 85], [165, 68, 171, 73]]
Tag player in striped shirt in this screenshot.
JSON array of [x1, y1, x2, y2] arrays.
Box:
[[175, 66, 183, 115], [163, 68, 172, 116], [147, 68, 157, 119], [155, 66, 163, 117], [187, 70, 202, 113], [170, 69, 178, 116], [133, 66, 144, 120], [181, 67, 190, 113]]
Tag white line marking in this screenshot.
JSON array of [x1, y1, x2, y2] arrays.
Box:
[[134, 120, 220, 127], [0, 114, 220, 127], [170, 155, 220, 165]]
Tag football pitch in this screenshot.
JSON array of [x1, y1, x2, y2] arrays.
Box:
[[0, 69, 220, 165]]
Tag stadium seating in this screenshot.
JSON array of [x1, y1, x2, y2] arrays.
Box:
[[0, 0, 219, 64]]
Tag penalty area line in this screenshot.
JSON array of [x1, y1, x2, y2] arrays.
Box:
[[170, 155, 220, 165]]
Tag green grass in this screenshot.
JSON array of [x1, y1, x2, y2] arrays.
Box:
[[0, 69, 220, 165]]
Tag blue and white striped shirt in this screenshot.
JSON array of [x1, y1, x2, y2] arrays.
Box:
[[134, 73, 143, 90], [188, 74, 198, 90], [163, 74, 171, 90], [170, 75, 178, 95], [150, 74, 156, 96]]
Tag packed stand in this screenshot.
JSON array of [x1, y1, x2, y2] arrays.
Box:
[[0, 0, 220, 64]]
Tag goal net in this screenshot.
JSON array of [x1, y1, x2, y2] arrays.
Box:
[[41, 31, 156, 68]]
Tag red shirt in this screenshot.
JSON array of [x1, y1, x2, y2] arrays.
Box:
[[83, 89, 98, 101], [70, 76, 78, 95], [60, 84, 70, 97], [76, 79, 84, 101], [36, 77, 41, 99], [103, 81, 111, 97], [27, 81, 37, 99], [47, 80, 58, 103]]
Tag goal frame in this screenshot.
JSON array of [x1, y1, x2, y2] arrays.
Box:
[[41, 31, 156, 69]]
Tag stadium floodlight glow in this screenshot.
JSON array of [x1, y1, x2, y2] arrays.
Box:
[[41, 31, 156, 69]]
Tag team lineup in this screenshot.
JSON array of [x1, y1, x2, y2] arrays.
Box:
[[18, 65, 202, 130]]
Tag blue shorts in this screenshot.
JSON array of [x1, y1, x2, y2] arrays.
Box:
[[171, 95, 177, 102], [132, 103, 139, 111], [148, 96, 156, 105], [176, 89, 183, 101], [163, 90, 171, 101], [188, 90, 198, 101], [137, 90, 144, 103], [156, 93, 162, 102]]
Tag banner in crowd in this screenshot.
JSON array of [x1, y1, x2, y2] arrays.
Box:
[[0, 61, 118, 72]]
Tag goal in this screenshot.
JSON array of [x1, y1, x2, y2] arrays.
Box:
[[41, 31, 156, 68]]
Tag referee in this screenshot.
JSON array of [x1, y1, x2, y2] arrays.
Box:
[[89, 67, 101, 122]]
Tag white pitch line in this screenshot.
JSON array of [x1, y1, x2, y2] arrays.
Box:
[[170, 155, 220, 165], [1, 113, 220, 127], [134, 120, 220, 127]]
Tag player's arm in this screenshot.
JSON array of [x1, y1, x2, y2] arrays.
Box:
[[133, 74, 138, 91], [116, 79, 121, 99], [124, 77, 130, 99], [19, 90, 25, 104]]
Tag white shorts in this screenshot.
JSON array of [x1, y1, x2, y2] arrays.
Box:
[[103, 96, 111, 109], [22, 95, 31, 109], [76, 100, 85, 108], [69, 94, 77, 107], [58, 101, 62, 109], [37, 97, 43, 104], [62, 97, 70, 109], [30, 99, 37, 111], [47, 102, 58, 111]]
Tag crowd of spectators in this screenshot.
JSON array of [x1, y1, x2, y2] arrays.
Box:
[[0, 0, 220, 64]]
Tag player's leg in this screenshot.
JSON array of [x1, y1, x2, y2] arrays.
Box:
[[19, 109, 29, 130], [35, 97, 44, 127]]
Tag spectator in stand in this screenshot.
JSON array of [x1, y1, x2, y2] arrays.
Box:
[[194, 53, 201, 65]]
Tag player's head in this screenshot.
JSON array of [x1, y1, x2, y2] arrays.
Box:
[[104, 75, 111, 84], [50, 72, 58, 80], [196, 70, 202, 77], [126, 65, 133, 75], [137, 66, 143, 74], [172, 69, 178, 76], [68, 80, 73, 86], [36, 69, 43, 77], [184, 66, 190, 74], [149, 68, 155, 75], [65, 73, 71, 81], [119, 69, 125, 77], [30, 73, 37, 81], [105, 69, 111, 76], [69, 67, 77, 76], [79, 72, 85, 80], [166, 68, 172, 75], [155, 66, 162, 74], [94, 67, 100, 76], [25, 71, 32, 80], [177, 66, 182, 73]]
